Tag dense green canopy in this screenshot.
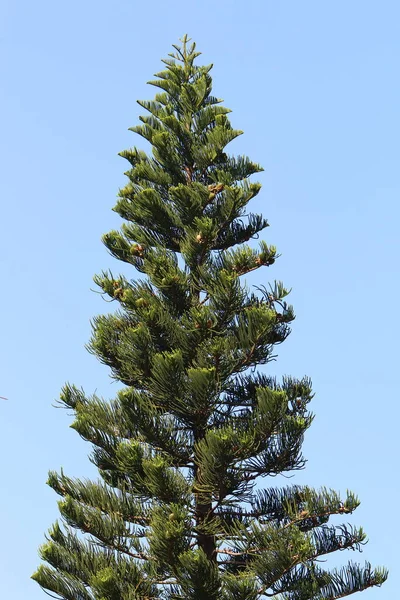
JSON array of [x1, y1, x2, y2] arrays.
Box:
[[33, 36, 387, 600]]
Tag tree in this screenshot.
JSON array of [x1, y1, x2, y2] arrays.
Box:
[[33, 36, 387, 600]]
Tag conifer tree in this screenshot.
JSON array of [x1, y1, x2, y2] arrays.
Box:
[[33, 36, 387, 600]]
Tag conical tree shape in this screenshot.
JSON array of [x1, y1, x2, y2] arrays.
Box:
[[33, 36, 387, 600]]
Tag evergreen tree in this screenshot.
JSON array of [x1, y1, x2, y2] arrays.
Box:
[[33, 37, 387, 600]]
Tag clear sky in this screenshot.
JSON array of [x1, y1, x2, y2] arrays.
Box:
[[1, 1, 399, 598]]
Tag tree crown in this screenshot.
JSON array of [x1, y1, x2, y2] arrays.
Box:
[[32, 36, 387, 600]]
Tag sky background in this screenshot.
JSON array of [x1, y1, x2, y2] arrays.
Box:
[[1, 0, 399, 598]]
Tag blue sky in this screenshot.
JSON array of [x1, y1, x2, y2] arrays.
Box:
[[1, 1, 399, 598]]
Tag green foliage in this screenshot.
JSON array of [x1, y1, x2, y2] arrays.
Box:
[[33, 35, 386, 600]]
